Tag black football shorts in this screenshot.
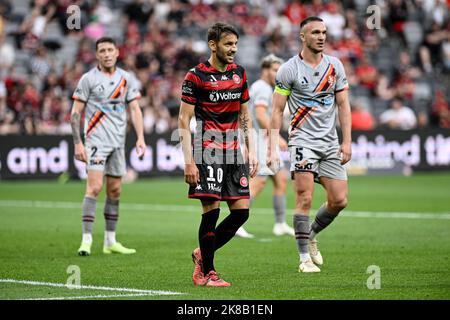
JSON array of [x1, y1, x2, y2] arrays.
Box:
[[188, 162, 250, 201]]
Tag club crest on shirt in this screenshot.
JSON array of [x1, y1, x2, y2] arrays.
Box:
[[328, 74, 336, 87], [233, 74, 241, 84], [239, 176, 248, 187]]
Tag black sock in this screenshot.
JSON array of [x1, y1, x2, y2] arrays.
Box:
[[215, 209, 249, 251], [199, 208, 220, 274]]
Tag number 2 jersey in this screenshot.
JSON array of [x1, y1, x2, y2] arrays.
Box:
[[72, 66, 141, 148], [275, 53, 349, 151], [181, 60, 250, 155]]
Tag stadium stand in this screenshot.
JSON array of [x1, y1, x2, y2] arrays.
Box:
[[0, 0, 449, 135]]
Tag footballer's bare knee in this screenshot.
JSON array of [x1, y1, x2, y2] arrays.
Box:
[[328, 196, 348, 213], [107, 185, 122, 199], [86, 183, 102, 198], [295, 190, 313, 213]]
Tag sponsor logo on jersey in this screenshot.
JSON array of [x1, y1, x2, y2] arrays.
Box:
[[99, 104, 126, 113], [207, 183, 222, 192], [209, 91, 242, 102], [295, 162, 313, 171], [90, 157, 105, 166]]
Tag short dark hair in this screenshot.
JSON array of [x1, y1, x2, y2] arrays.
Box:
[[207, 22, 239, 42], [300, 16, 324, 29], [95, 37, 116, 51]]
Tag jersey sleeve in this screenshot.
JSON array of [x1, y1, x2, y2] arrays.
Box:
[[181, 69, 200, 106], [240, 69, 250, 104], [334, 59, 349, 92], [125, 73, 142, 103], [274, 62, 295, 96], [72, 74, 90, 102], [251, 83, 271, 108]]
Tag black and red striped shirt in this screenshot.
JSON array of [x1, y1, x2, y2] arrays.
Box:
[[181, 61, 250, 151]]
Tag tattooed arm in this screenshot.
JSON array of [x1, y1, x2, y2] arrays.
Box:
[[71, 100, 87, 162], [239, 102, 258, 177]]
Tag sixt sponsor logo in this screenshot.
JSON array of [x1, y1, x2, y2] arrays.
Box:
[[209, 91, 241, 102], [295, 162, 313, 170], [90, 158, 105, 166]]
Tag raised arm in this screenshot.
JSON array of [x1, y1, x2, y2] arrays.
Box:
[[71, 100, 87, 162], [128, 99, 146, 157], [335, 89, 352, 164]]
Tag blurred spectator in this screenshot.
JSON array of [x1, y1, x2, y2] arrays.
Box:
[[319, 1, 345, 41], [14, 0, 56, 50], [354, 56, 378, 92], [0, 33, 14, 70], [388, 0, 409, 43], [419, 21, 448, 73], [0, 79, 19, 134], [430, 89, 450, 128], [351, 99, 375, 131], [284, 0, 307, 26], [375, 74, 396, 101], [123, 0, 153, 36], [379, 97, 417, 130], [0, 0, 449, 136], [29, 45, 51, 80], [264, 8, 292, 37]]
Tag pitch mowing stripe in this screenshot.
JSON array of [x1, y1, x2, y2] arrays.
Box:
[[0, 279, 184, 296], [0, 200, 449, 220]]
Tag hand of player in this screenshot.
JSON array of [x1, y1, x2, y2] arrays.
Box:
[[74, 142, 87, 163], [248, 152, 258, 178], [267, 150, 280, 174], [279, 136, 288, 152], [136, 138, 146, 159], [339, 141, 352, 165], [184, 163, 200, 187]]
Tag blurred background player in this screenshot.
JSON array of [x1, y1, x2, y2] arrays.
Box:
[[236, 54, 295, 238], [71, 37, 146, 256], [269, 17, 352, 273], [178, 23, 257, 287]]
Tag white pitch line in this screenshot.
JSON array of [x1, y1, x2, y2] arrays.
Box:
[[0, 200, 449, 220], [21, 293, 153, 300], [0, 279, 184, 296]]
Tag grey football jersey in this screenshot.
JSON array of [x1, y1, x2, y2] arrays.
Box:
[[249, 79, 273, 131], [275, 54, 348, 151], [72, 67, 141, 148]]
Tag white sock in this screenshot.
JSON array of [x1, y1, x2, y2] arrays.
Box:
[[300, 253, 311, 263], [104, 231, 116, 247], [82, 233, 92, 245]]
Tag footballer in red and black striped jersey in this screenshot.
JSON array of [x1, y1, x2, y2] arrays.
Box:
[[181, 60, 251, 200], [181, 61, 249, 154], [178, 22, 257, 287]]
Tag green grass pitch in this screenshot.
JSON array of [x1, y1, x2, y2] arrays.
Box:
[[0, 173, 449, 300]]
